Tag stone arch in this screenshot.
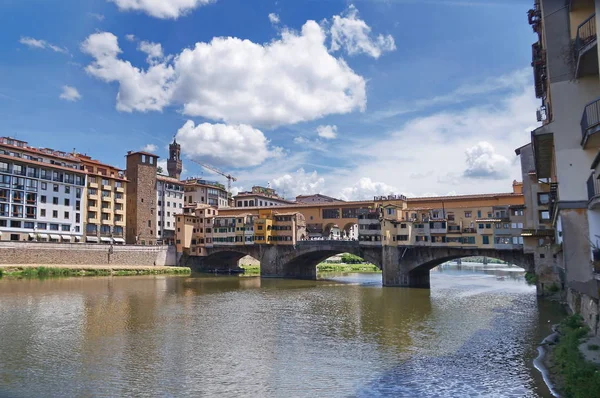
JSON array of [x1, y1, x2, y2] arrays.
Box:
[[342, 222, 358, 240], [188, 246, 261, 272], [265, 242, 382, 280], [394, 247, 535, 288], [322, 223, 339, 239]]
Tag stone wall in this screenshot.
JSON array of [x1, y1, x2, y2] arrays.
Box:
[[567, 287, 600, 336], [0, 242, 174, 266]]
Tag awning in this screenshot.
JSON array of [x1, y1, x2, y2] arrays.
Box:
[[100, 237, 113, 243], [61, 235, 71, 241], [75, 236, 81, 241], [28, 233, 35, 238], [49, 234, 61, 240], [86, 236, 99, 243], [38, 234, 49, 239], [113, 238, 125, 243]]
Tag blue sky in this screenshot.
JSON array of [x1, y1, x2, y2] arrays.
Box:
[[0, 0, 538, 200]]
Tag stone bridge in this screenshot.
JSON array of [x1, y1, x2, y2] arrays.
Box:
[[186, 241, 534, 288]]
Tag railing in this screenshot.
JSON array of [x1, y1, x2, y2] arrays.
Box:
[[581, 97, 600, 143], [575, 14, 597, 56], [588, 171, 600, 201]]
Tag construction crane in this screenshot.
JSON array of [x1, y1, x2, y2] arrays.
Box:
[[188, 158, 237, 195]]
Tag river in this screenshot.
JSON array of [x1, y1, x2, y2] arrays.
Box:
[[0, 264, 565, 397]]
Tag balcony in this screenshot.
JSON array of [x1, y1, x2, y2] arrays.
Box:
[[532, 42, 547, 98], [581, 97, 600, 148], [574, 14, 598, 78], [588, 171, 600, 209]]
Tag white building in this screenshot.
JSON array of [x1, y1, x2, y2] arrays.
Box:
[[234, 186, 294, 208], [156, 175, 184, 244], [0, 137, 86, 242]]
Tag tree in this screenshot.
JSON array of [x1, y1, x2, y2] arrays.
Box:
[[157, 166, 164, 174]]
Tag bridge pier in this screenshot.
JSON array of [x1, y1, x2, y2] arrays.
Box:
[[381, 246, 431, 288]]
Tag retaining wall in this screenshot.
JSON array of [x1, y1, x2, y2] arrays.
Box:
[[0, 242, 176, 266]]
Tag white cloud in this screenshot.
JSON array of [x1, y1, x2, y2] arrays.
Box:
[[89, 12, 105, 21], [338, 177, 398, 201], [316, 125, 338, 139], [59, 85, 82, 101], [108, 0, 215, 19], [463, 141, 511, 180], [175, 120, 276, 168], [269, 13, 280, 24], [370, 68, 531, 121], [82, 21, 366, 126], [320, 80, 538, 197], [20, 37, 68, 54], [81, 32, 176, 113], [138, 40, 164, 63], [125, 34, 137, 42], [157, 159, 168, 173], [141, 143, 158, 152], [330, 5, 396, 58], [270, 168, 325, 198]]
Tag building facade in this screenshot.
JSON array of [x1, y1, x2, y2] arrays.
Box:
[[524, 0, 600, 333], [125, 151, 159, 245], [234, 186, 294, 208], [77, 154, 127, 244], [184, 179, 229, 208], [156, 175, 184, 244], [0, 137, 86, 242]]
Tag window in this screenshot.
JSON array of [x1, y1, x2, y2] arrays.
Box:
[[64, 211, 69, 219], [65, 186, 70, 194], [61, 224, 70, 232], [37, 222, 47, 230], [478, 223, 484, 229], [75, 201, 80, 211], [64, 198, 70, 206], [102, 178, 109, 186], [485, 224, 492, 229], [41, 209, 46, 217], [539, 210, 550, 221], [49, 224, 59, 231], [76, 213, 80, 223], [53, 197, 58, 205], [482, 235, 490, 245], [10, 220, 21, 228], [52, 210, 58, 218], [76, 188, 81, 198], [322, 209, 340, 219], [53, 184, 59, 192], [477, 210, 482, 218], [538, 193, 550, 205], [512, 209, 524, 216], [41, 182, 47, 190]]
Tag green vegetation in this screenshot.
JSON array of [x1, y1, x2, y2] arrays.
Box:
[[340, 254, 365, 264], [525, 272, 538, 285], [239, 263, 381, 274], [0, 266, 191, 279], [0, 268, 3, 278], [317, 263, 380, 273], [551, 314, 600, 398], [588, 344, 600, 351], [546, 283, 561, 293]]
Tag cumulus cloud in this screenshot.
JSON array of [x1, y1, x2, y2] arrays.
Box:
[[20, 37, 68, 54], [463, 141, 511, 180], [270, 168, 326, 198], [339, 177, 398, 201], [268, 13, 280, 25], [59, 85, 81, 101], [138, 40, 164, 63], [81, 32, 176, 113], [316, 125, 338, 139], [330, 5, 395, 58], [108, 0, 215, 19], [81, 20, 370, 126], [125, 34, 136, 42], [141, 143, 158, 152], [175, 120, 276, 168]]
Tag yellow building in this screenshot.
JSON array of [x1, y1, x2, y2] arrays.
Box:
[[76, 154, 127, 244]]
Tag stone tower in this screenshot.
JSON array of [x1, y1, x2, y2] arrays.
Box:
[[167, 137, 182, 179], [125, 151, 159, 245]]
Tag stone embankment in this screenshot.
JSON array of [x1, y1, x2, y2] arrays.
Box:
[[0, 264, 190, 277], [0, 242, 177, 266]]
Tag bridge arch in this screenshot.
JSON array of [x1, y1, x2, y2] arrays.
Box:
[[393, 247, 535, 288]]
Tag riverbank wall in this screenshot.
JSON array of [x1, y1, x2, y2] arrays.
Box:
[[566, 287, 600, 336], [0, 242, 177, 266]]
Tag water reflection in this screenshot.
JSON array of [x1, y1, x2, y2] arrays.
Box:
[[0, 266, 564, 398]]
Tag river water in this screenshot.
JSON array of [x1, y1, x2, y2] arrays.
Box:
[[0, 264, 565, 397]]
